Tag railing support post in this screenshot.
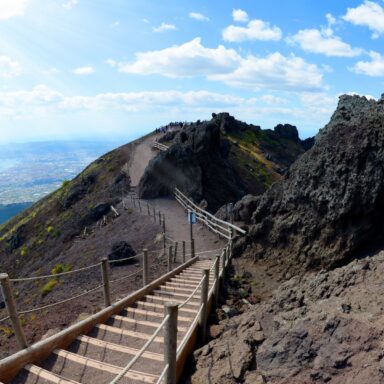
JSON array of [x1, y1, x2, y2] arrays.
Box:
[[162, 214, 166, 233], [101, 258, 111, 307], [199, 269, 209, 343], [214, 255, 220, 307], [191, 238, 195, 259], [223, 248, 227, 272], [158, 211, 161, 225], [138, 200, 142, 213], [147, 203, 150, 216], [182, 241, 186, 263], [143, 249, 148, 287], [173, 242, 178, 262], [0, 273, 28, 350], [168, 246, 173, 272], [153, 207, 156, 222], [164, 302, 178, 384]]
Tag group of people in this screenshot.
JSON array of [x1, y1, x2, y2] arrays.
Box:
[[154, 121, 185, 134]]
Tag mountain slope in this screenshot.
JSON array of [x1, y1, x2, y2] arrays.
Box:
[[139, 113, 311, 212]]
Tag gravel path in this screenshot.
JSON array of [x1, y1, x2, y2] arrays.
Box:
[[128, 134, 225, 257]]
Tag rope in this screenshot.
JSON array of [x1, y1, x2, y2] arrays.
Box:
[[109, 269, 143, 284], [0, 316, 10, 323], [177, 304, 203, 355], [108, 253, 142, 265], [110, 314, 170, 384], [178, 275, 205, 309], [156, 364, 169, 384], [11, 263, 101, 282], [18, 284, 103, 315]]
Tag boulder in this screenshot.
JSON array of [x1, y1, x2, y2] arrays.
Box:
[[108, 241, 136, 266]]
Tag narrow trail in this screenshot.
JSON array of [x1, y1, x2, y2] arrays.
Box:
[[129, 135, 225, 255]]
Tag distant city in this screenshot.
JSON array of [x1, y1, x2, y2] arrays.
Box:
[[0, 140, 126, 224]]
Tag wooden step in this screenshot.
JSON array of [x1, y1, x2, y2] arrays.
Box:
[[154, 289, 200, 300], [166, 281, 198, 288], [95, 324, 164, 343], [135, 301, 197, 314], [23, 364, 80, 384], [144, 294, 200, 307], [121, 307, 194, 323], [76, 335, 163, 361], [52, 349, 159, 383], [112, 314, 188, 332]]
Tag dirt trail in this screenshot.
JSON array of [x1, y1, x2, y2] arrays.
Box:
[[129, 134, 225, 256]]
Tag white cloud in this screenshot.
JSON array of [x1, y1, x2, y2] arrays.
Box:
[[287, 27, 362, 57], [189, 12, 209, 22], [0, 0, 27, 20], [351, 51, 384, 76], [111, 38, 241, 78], [326, 13, 337, 26], [153, 22, 177, 33], [0, 55, 21, 78], [260, 95, 288, 105], [72, 66, 95, 75], [223, 19, 282, 42], [343, 1, 384, 39], [211, 52, 324, 92], [63, 0, 78, 10], [109, 38, 325, 92], [232, 9, 249, 23]]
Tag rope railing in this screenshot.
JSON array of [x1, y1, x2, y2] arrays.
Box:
[[174, 187, 246, 238], [109, 269, 143, 284], [107, 254, 142, 265], [10, 262, 101, 283], [177, 304, 203, 356], [0, 316, 10, 323], [17, 284, 103, 315], [156, 364, 169, 384], [152, 141, 169, 152], [110, 314, 170, 384], [178, 275, 206, 309]]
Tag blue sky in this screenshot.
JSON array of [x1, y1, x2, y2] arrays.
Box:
[[1, 0, 384, 143]]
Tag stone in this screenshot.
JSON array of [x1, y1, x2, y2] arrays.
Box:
[[108, 241, 136, 266]]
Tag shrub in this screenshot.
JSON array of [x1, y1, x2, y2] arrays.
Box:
[[61, 180, 70, 188], [51, 263, 72, 275], [41, 279, 58, 296], [46, 226, 54, 234]]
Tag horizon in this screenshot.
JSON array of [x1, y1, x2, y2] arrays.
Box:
[[1, 1, 384, 142]]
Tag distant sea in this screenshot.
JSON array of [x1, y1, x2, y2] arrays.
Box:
[[0, 139, 127, 224], [0, 202, 33, 225]]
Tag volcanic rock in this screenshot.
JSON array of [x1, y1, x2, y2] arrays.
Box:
[[236, 95, 384, 272], [108, 241, 136, 266]]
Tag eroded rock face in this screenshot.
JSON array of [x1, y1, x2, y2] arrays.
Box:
[[138, 114, 246, 211], [191, 252, 384, 384], [236, 95, 384, 271]]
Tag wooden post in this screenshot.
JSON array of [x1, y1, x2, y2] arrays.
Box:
[[191, 238, 195, 259], [138, 200, 142, 213], [133, 197, 136, 208], [158, 211, 161, 225], [173, 242, 178, 262], [147, 203, 150, 215], [0, 273, 28, 350], [223, 248, 227, 273], [101, 258, 111, 307], [168, 246, 173, 272], [162, 214, 166, 233], [199, 269, 209, 343], [153, 207, 156, 222], [143, 249, 148, 287], [164, 302, 178, 384], [214, 255, 220, 307], [182, 241, 186, 263], [229, 229, 233, 259]]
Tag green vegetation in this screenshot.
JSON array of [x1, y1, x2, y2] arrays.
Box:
[[51, 263, 72, 274], [46, 225, 54, 234], [61, 180, 70, 188], [41, 279, 58, 296]]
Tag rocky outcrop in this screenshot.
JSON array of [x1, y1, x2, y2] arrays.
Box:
[[235, 95, 384, 272], [108, 241, 136, 266], [191, 251, 384, 384], [139, 113, 312, 212], [139, 114, 247, 211]]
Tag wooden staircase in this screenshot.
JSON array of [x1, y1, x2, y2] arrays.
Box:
[[6, 259, 214, 384]]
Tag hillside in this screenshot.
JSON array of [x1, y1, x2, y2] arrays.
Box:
[[0, 203, 32, 225], [139, 113, 312, 212]]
